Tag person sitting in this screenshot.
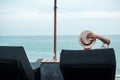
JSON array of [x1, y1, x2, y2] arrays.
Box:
[[79, 30, 110, 50]]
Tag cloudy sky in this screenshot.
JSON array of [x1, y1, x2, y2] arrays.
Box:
[[0, 0, 120, 35]]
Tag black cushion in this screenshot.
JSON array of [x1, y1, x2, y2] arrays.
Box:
[[0, 60, 19, 80], [60, 48, 116, 80], [0, 46, 41, 80]]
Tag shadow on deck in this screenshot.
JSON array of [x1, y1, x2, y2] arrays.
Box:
[[41, 63, 63, 80]]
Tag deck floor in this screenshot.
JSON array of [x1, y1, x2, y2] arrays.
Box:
[[41, 63, 63, 80]]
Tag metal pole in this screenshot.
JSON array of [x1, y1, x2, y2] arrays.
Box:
[[54, 0, 57, 60]]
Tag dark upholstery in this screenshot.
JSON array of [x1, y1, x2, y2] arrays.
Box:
[[60, 48, 116, 80], [31, 62, 41, 80], [0, 46, 41, 80]]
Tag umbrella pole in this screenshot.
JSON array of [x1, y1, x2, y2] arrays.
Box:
[[54, 0, 57, 60]]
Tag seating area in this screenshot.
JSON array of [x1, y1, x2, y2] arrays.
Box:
[[60, 48, 116, 80], [0, 46, 41, 80], [0, 46, 117, 80]]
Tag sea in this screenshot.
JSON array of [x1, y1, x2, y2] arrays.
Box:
[[0, 35, 120, 74]]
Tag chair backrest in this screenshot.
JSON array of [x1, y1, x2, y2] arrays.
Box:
[[0, 46, 34, 80], [60, 48, 116, 80]]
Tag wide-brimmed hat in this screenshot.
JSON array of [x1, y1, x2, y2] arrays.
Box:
[[78, 30, 96, 49]]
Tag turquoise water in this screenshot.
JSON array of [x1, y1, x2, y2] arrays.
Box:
[[0, 35, 120, 74]]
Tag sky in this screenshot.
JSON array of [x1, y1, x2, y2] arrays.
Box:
[[0, 0, 120, 35]]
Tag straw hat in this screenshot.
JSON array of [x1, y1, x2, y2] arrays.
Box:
[[79, 30, 96, 49]]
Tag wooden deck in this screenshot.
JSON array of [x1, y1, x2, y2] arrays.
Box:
[[41, 60, 63, 80], [41, 58, 59, 64]]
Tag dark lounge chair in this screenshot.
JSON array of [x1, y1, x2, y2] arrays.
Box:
[[0, 46, 41, 80], [60, 48, 116, 80]]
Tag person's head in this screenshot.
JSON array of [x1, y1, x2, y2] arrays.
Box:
[[79, 30, 96, 50]]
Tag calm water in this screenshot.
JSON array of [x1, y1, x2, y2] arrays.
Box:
[[0, 35, 120, 74]]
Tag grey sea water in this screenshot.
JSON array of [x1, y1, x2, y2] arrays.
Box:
[[0, 35, 120, 74]]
